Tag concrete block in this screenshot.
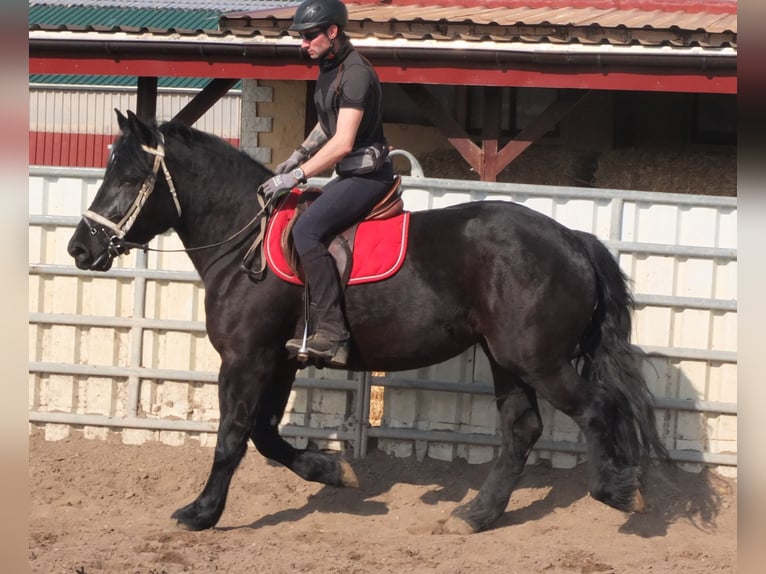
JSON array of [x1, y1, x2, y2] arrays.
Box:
[[634, 203, 678, 244], [633, 306, 672, 347], [676, 258, 714, 298], [44, 423, 72, 441], [285, 436, 309, 450], [678, 206, 718, 248], [83, 327, 126, 366], [675, 411, 705, 441], [189, 383, 220, 422], [151, 332, 193, 371], [427, 442, 455, 462], [385, 389, 416, 428], [122, 428, 155, 445], [80, 377, 115, 416], [157, 381, 191, 420], [672, 309, 711, 350], [83, 426, 110, 441], [707, 413, 737, 444], [40, 374, 75, 411], [309, 412, 345, 429], [242, 146, 272, 164], [197, 433, 218, 448], [286, 388, 309, 415], [420, 391, 458, 431], [467, 395, 496, 433], [465, 445, 495, 465], [717, 466, 737, 479], [707, 363, 737, 403], [241, 80, 273, 104], [675, 360, 708, 400], [159, 431, 187, 447], [551, 412, 581, 443], [44, 325, 77, 364], [190, 334, 220, 373], [710, 312, 737, 353], [310, 390, 348, 417], [713, 260, 737, 299], [551, 452, 579, 469], [556, 199, 597, 233], [381, 439, 412, 459], [631, 255, 675, 296]]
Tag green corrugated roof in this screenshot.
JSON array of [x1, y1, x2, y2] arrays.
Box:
[[29, 5, 221, 31], [29, 4, 236, 89], [28, 74, 241, 90]]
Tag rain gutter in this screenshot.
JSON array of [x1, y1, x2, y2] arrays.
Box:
[[28, 31, 737, 70]]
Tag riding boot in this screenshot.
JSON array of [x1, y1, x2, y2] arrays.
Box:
[[285, 246, 350, 366]]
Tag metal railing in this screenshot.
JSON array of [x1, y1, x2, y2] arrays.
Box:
[[28, 166, 737, 467]]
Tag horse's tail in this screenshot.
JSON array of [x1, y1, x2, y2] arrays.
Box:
[[575, 231, 671, 470]]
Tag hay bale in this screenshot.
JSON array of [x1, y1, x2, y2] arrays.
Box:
[[594, 148, 736, 196], [396, 144, 736, 197]]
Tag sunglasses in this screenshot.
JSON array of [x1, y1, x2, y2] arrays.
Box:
[[300, 28, 326, 41]]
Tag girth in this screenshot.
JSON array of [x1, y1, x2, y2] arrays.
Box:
[[281, 175, 403, 285]]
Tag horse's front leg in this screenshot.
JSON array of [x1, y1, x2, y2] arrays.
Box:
[[171, 358, 265, 531], [249, 356, 358, 488]]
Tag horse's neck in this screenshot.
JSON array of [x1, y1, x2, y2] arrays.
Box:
[[169, 160, 266, 280]]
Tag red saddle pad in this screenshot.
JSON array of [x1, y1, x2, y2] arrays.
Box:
[[264, 189, 410, 286]]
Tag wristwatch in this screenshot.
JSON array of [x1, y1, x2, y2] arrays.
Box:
[[291, 167, 306, 183]]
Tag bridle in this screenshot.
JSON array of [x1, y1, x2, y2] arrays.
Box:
[[83, 134, 181, 258], [82, 132, 276, 271]]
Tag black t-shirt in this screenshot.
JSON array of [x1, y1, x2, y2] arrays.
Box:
[[314, 38, 386, 149]]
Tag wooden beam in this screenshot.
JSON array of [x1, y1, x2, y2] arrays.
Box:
[[493, 90, 588, 178], [172, 78, 239, 126], [399, 83, 481, 174], [480, 87, 502, 181], [136, 77, 157, 121]]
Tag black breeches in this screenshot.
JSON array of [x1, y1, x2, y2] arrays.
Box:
[[291, 162, 395, 256]]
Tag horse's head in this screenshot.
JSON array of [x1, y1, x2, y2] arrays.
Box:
[[68, 109, 182, 271]]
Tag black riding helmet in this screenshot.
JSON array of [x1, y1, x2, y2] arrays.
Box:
[[289, 0, 348, 32]]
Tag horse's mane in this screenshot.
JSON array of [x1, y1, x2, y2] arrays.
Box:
[[159, 120, 270, 172]]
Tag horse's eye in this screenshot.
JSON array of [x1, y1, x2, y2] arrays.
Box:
[[89, 226, 98, 236]]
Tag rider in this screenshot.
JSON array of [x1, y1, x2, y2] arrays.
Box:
[[260, 0, 394, 367]]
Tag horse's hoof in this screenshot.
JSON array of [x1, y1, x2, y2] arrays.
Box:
[[440, 515, 478, 535], [631, 490, 646, 513], [172, 518, 194, 531], [339, 458, 359, 488], [171, 506, 214, 531]]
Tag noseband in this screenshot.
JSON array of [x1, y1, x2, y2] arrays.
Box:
[[83, 134, 181, 256]]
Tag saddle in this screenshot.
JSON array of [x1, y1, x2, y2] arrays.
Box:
[[281, 176, 404, 285]]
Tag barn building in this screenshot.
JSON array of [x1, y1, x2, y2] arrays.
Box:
[[30, 0, 736, 193]]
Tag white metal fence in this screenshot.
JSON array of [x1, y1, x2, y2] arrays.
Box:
[[28, 165, 737, 476]]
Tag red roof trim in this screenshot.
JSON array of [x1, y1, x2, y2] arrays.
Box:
[[29, 56, 736, 94], [347, 0, 737, 15]]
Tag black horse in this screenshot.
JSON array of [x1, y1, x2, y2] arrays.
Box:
[[68, 110, 668, 534]]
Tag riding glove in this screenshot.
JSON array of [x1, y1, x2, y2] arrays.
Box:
[[275, 147, 308, 174], [261, 172, 300, 199]]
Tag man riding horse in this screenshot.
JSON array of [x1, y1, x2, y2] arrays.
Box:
[[260, 0, 394, 367]]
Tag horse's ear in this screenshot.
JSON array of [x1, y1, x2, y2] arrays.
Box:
[[125, 110, 158, 147], [115, 109, 128, 132]]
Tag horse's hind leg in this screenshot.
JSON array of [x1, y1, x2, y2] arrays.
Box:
[[529, 362, 645, 513], [443, 363, 542, 534]]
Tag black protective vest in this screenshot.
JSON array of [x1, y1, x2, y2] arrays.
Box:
[[314, 38, 386, 149]]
